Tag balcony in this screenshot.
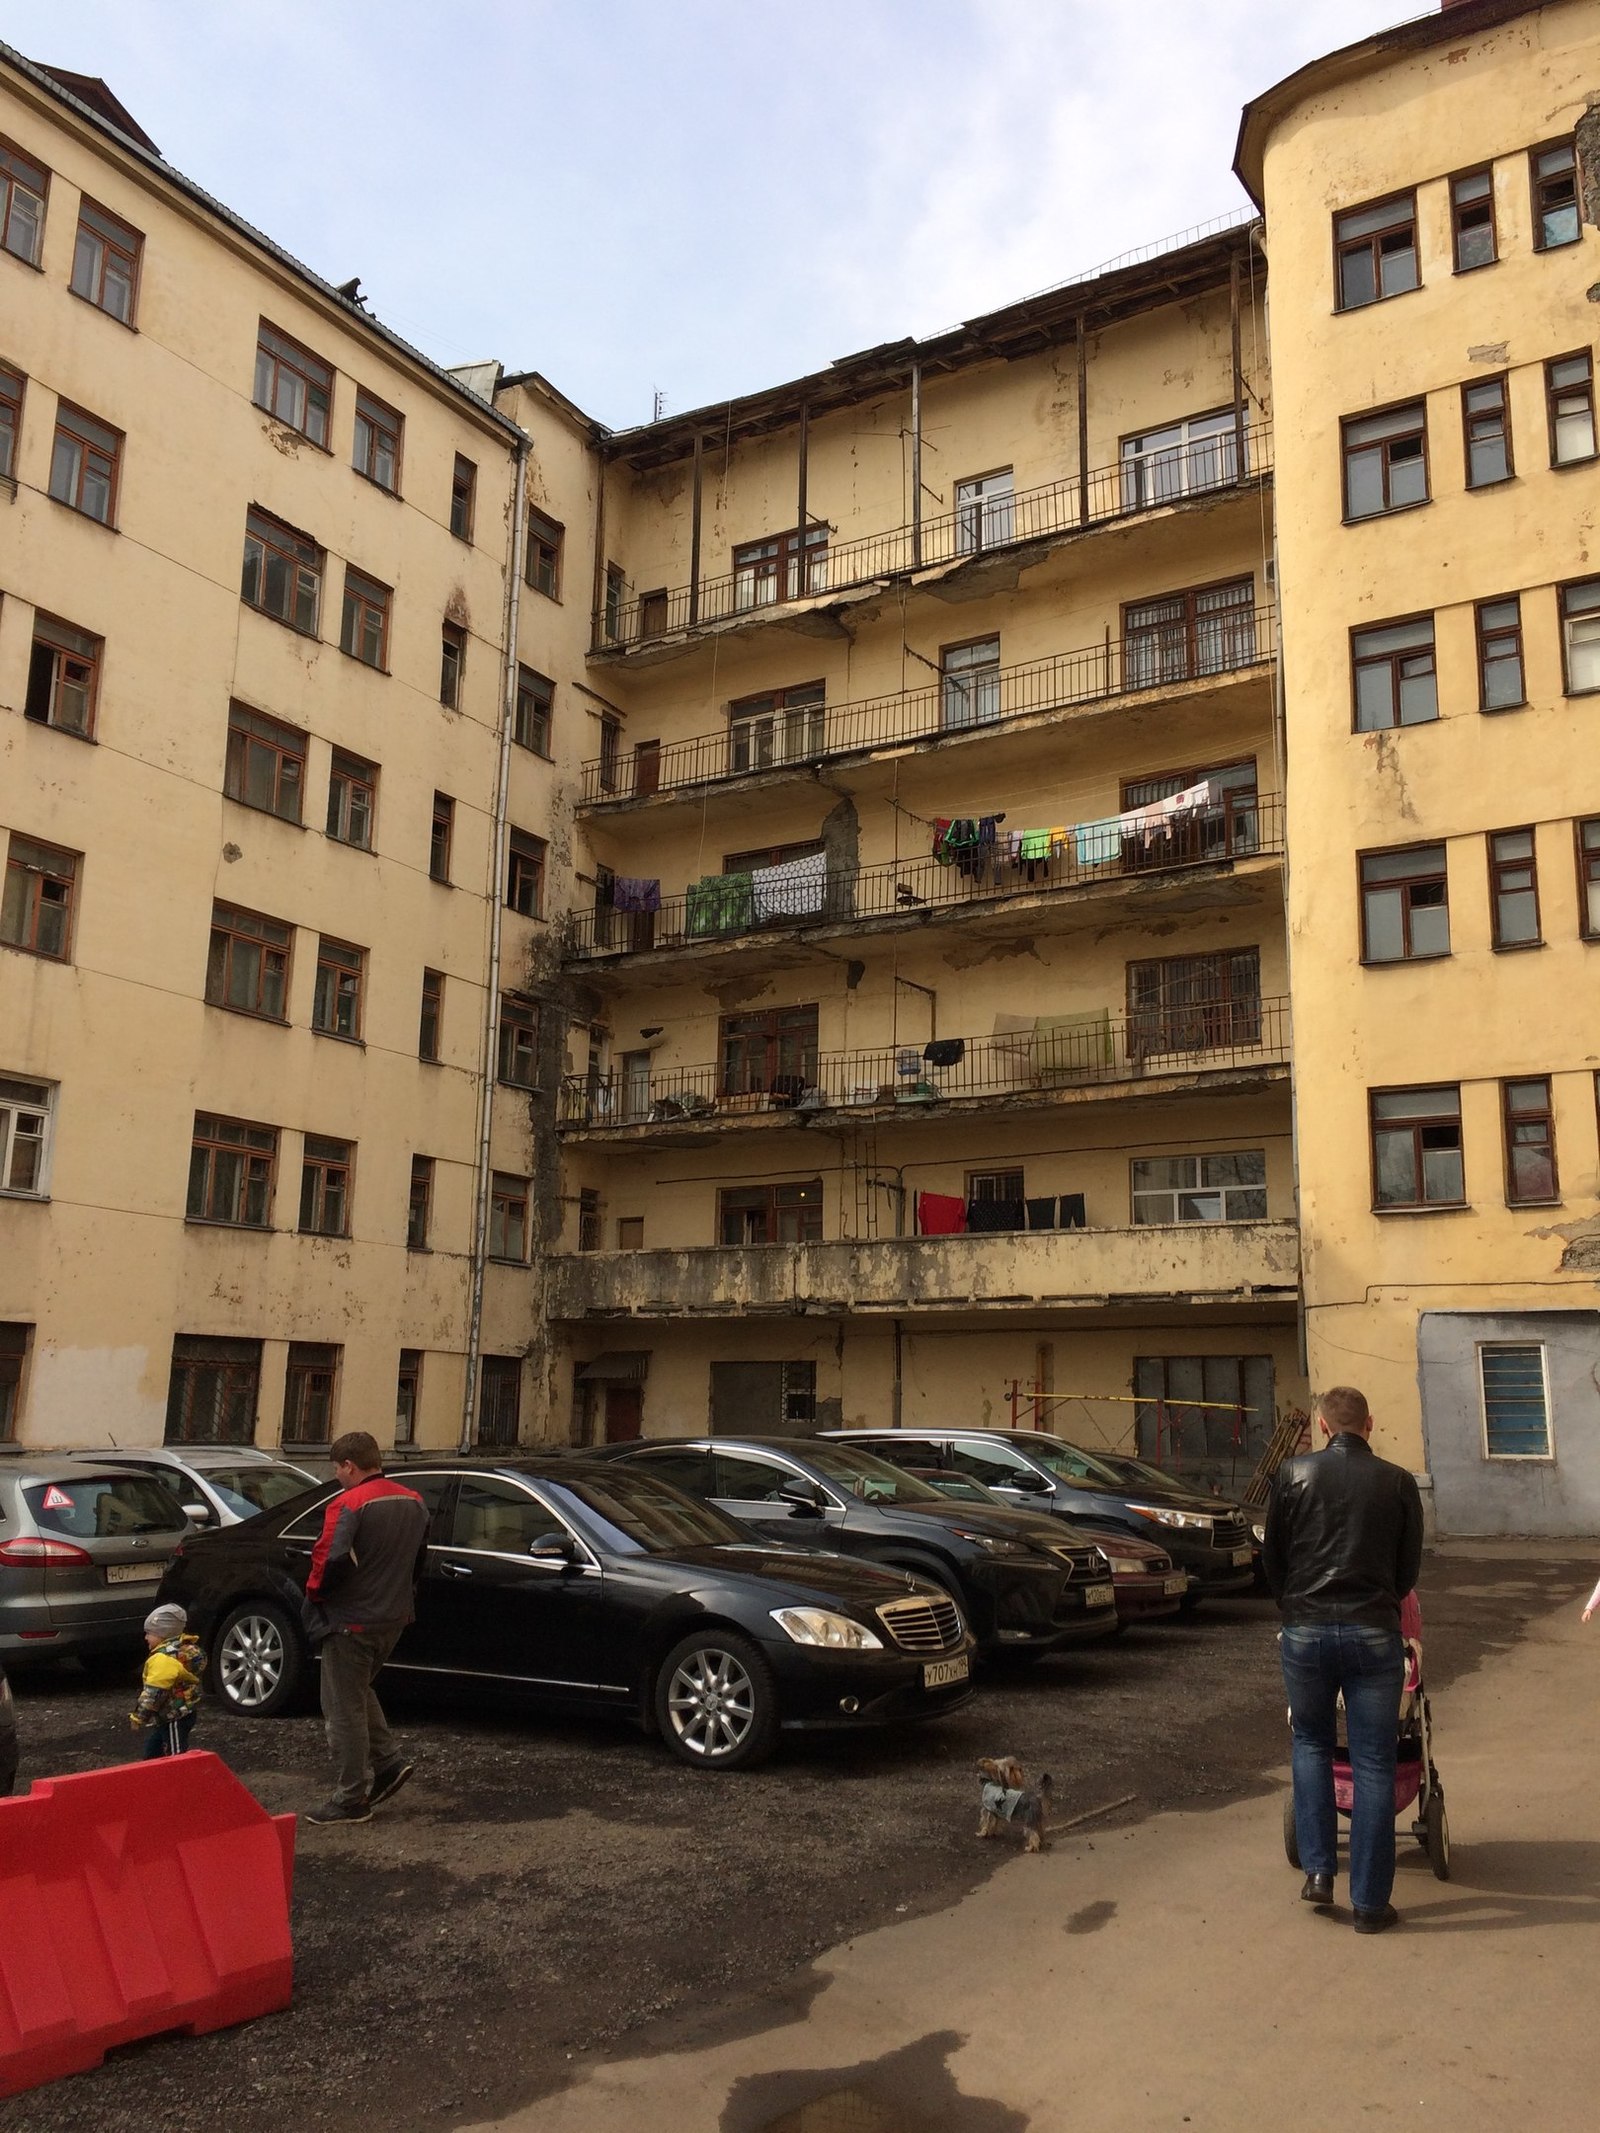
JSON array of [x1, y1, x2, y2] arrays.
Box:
[[546, 1220, 1302, 1321], [559, 996, 1291, 1137], [580, 604, 1276, 809], [591, 422, 1273, 659]]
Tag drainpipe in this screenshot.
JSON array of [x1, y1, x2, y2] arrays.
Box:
[[461, 433, 531, 1452]]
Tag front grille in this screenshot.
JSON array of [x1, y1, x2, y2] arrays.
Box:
[[876, 1594, 964, 1653], [1211, 1513, 1249, 1548], [1051, 1545, 1109, 1582]]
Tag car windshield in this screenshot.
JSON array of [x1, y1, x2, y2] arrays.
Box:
[[555, 1471, 745, 1554], [25, 1475, 188, 1537], [1016, 1437, 1133, 1488], [204, 1464, 317, 1516], [796, 1443, 949, 1506]]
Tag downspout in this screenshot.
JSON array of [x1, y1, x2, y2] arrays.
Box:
[[461, 433, 531, 1451]]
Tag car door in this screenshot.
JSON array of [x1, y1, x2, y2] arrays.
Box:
[[382, 1471, 459, 1668], [708, 1450, 846, 1554]]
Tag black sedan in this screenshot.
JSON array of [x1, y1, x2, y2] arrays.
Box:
[[156, 1457, 976, 1770], [595, 1437, 1118, 1656]]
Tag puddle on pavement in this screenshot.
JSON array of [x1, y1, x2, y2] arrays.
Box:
[[749, 2090, 915, 2132], [1065, 1897, 1118, 1934]]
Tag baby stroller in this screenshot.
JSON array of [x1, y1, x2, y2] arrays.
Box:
[[1282, 1593, 1450, 1881]]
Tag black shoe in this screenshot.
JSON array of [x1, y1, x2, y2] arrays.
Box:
[[368, 1759, 415, 1808], [1353, 1904, 1399, 1935], [1300, 1873, 1335, 1908], [304, 1796, 372, 1825]]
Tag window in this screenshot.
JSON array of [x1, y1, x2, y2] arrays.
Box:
[[1334, 193, 1418, 310], [1131, 1150, 1267, 1224], [450, 454, 476, 540], [0, 1076, 53, 1196], [49, 403, 121, 524], [1477, 597, 1525, 710], [578, 1187, 602, 1252], [70, 199, 140, 323], [1119, 409, 1244, 510], [506, 829, 545, 917], [1547, 354, 1596, 467], [0, 363, 21, 481], [419, 968, 443, 1060], [0, 1323, 28, 1440], [477, 1357, 522, 1448], [1351, 615, 1437, 731], [514, 666, 553, 754], [1531, 141, 1580, 251], [1480, 1344, 1551, 1457], [300, 1135, 353, 1236], [527, 509, 562, 596], [1124, 579, 1255, 689], [395, 1350, 422, 1445], [1560, 579, 1600, 694], [0, 139, 46, 266], [598, 715, 622, 793], [727, 680, 824, 769], [718, 1179, 823, 1245], [1450, 168, 1496, 271], [489, 1172, 529, 1262], [1119, 759, 1261, 861], [438, 621, 465, 709], [1503, 1078, 1557, 1204], [603, 563, 625, 642], [407, 1155, 433, 1250], [1370, 1086, 1464, 1209], [241, 507, 322, 634], [164, 1335, 261, 1446], [967, 1169, 1025, 1208], [498, 994, 539, 1087], [206, 902, 291, 1020], [733, 525, 828, 611], [224, 703, 306, 821], [1, 835, 77, 960], [616, 1217, 644, 1250], [1360, 844, 1449, 962], [1133, 1354, 1276, 1465], [429, 794, 454, 883], [940, 638, 1001, 730], [253, 322, 331, 446], [1462, 378, 1512, 487], [283, 1343, 340, 1444], [326, 750, 375, 849], [340, 567, 390, 668], [1488, 829, 1541, 949], [955, 468, 1015, 554], [1342, 402, 1428, 519], [720, 1004, 819, 1097], [312, 937, 365, 1040], [186, 1113, 276, 1227], [1126, 948, 1261, 1058], [352, 388, 401, 491], [25, 615, 100, 737], [1578, 819, 1600, 938]]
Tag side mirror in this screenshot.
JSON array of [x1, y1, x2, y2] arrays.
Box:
[[529, 1533, 578, 1565], [778, 1477, 826, 1516], [1015, 1470, 1053, 1494], [182, 1502, 215, 1525]]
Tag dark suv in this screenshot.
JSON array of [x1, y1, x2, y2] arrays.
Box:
[[827, 1429, 1255, 1607]]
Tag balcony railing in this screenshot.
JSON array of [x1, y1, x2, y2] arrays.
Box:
[[592, 421, 1271, 655], [558, 995, 1290, 1131], [568, 792, 1282, 961], [580, 603, 1277, 807]]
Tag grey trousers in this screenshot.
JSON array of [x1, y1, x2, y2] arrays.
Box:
[[319, 1626, 402, 1806]]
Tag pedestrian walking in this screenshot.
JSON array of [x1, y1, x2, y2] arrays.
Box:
[[129, 1603, 206, 1758], [301, 1430, 428, 1826], [1263, 1384, 1424, 1935], [1582, 1574, 1600, 1623]]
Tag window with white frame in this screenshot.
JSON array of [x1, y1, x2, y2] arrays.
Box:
[[1120, 410, 1244, 510], [0, 1075, 54, 1196], [1131, 1150, 1266, 1224], [1479, 1343, 1551, 1458], [954, 468, 1015, 554]]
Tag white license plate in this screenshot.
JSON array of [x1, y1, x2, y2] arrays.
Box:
[[105, 1563, 163, 1585], [1085, 1584, 1115, 1608], [1232, 1548, 1254, 1568], [1164, 1574, 1188, 1596], [923, 1653, 971, 1689]]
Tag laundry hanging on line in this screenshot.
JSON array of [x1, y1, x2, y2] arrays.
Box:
[[915, 1191, 967, 1235], [610, 877, 661, 913], [750, 850, 826, 922], [923, 1038, 966, 1067]]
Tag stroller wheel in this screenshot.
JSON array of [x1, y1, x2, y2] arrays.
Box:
[[1282, 1794, 1300, 1869], [1422, 1791, 1450, 1880]]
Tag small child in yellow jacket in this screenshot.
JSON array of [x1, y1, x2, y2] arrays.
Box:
[[130, 1604, 205, 1759]]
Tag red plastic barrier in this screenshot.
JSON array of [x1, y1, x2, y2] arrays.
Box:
[[0, 1750, 295, 2097]]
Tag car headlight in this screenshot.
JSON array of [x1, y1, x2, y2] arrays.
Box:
[[1127, 1503, 1213, 1532], [1251, 1521, 1266, 1545], [1096, 1548, 1147, 1575], [769, 1607, 882, 1649], [947, 1528, 1032, 1556]]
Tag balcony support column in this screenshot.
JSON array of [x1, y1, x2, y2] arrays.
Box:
[[689, 432, 703, 627], [796, 400, 809, 553], [1075, 314, 1089, 526], [910, 362, 922, 569], [1230, 253, 1245, 479], [590, 453, 608, 648]]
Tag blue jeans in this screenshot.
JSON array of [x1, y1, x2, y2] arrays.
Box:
[[140, 1713, 196, 1759], [1280, 1623, 1404, 1913]]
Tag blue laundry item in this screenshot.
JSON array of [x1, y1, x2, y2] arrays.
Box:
[[1075, 818, 1121, 865]]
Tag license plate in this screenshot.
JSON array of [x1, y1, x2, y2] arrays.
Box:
[[1164, 1574, 1188, 1596], [1232, 1548, 1253, 1567], [1085, 1584, 1115, 1607], [105, 1563, 163, 1585], [923, 1653, 971, 1689]]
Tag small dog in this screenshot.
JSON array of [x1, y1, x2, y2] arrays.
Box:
[[975, 1755, 1052, 1853]]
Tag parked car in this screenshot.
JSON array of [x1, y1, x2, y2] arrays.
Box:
[[67, 1445, 318, 1527], [0, 1662, 16, 1794], [1083, 1447, 1268, 1593], [1, 1458, 191, 1663], [827, 1429, 1255, 1607], [899, 1467, 1188, 1626], [595, 1436, 1118, 1656], [157, 1456, 977, 1770]]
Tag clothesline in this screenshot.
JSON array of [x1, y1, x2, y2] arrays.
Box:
[[931, 781, 1214, 873]]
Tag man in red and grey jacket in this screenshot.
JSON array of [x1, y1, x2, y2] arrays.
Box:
[[302, 1430, 429, 1826]]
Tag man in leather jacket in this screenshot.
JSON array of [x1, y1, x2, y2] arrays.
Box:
[[1264, 1385, 1424, 1935]]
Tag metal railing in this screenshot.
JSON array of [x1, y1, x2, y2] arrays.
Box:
[[592, 421, 1272, 655], [557, 995, 1290, 1130], [567, 791, 1282, 961], [580, 600, 1277, 807]]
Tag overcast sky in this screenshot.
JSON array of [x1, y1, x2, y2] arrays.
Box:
[[17, 1, 1414, 429]]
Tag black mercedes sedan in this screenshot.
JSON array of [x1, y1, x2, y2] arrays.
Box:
[[155, 1457, 976, 1770], [594, 1436, 1118, 1656]]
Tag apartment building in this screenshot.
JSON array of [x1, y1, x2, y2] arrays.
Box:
[[1239, 0, 1600, 1530]]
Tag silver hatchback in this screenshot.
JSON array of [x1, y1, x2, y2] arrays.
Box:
[[0, 1458, 191, 1662]]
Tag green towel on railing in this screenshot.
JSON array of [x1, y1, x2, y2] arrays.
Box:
[[686, 872, 754, 937], [1032, 1010, 1114, 1081]]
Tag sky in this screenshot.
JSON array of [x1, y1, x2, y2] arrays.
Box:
[[13, 1, 1417, 430]]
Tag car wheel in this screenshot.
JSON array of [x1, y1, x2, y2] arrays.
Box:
[[214, 1600, 304, 1718], [1177, 1591, 1204, 1616], [1283, 1793, 1301, 1869], [655, 1631, 779, 1771], [1422, 1790, 1450, 1880]]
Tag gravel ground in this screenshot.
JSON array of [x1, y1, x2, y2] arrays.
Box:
[[1, 1552, 1580, 2133]]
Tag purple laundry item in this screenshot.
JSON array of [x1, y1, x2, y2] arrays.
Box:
[[611, 877, 661, 913]]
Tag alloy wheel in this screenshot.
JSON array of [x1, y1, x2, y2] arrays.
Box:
[[220, 1612, 285, 1709], [665, 1646, 757, 1759]]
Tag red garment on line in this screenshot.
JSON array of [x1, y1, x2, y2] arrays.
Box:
[[916, 1192, 967, 1235]]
